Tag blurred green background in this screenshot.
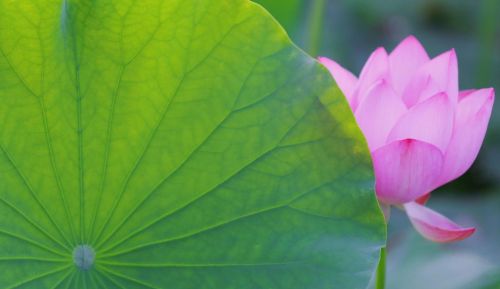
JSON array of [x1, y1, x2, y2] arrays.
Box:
[[254, 0, 500, 288]]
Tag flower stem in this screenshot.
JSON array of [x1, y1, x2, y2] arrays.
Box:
[[307, 0, 326, 56], [477, 0, 499, 86], [375, 247, 386, 289]]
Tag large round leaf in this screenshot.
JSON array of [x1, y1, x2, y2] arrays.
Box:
[[0, 0, 385, 288]]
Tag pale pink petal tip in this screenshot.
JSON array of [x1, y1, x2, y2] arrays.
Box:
[[355, 80, 407, 151], [350, 47, 389, 110], [438, 87, 495, 185], [387, 92, 454, 153], [404, 202, 475, 243], [318, 56, 358, 101], [389, 35, 430, 93]]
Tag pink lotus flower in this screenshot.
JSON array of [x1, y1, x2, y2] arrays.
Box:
[[319, 35, 494, 243]]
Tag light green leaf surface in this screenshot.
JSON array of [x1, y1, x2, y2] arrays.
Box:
[[0, 0, 385, 288]]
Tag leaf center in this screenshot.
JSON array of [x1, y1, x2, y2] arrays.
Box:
[[73, 245, 95, 270]]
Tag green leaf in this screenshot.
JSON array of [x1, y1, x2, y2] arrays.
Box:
[[0, 0, 385, 288]]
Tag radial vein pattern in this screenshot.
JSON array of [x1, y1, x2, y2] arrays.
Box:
[[0, 0, 385, 288]]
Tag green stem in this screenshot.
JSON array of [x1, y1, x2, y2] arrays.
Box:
[[477, 0, 499, 87], [375, 247, 386, 289], [307, 0, 326, 56]]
